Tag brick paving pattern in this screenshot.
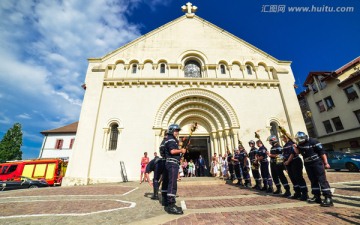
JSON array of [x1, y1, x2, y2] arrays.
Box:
[[185, 195, 298, 209], [162, 207, 360, 225], [335, 188, 360, 196], [0, 185, 134, 197], [0, 172, 358, 224], [179, 184, 257, 197], [0, 200, 130, 216]]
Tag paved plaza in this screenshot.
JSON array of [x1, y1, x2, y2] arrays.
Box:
[[0, 171, 359, 225]]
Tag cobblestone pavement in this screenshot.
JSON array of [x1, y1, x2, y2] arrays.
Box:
[[0, 171, 359, 225]]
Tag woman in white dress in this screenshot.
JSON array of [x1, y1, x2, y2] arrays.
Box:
[[222, 155, 228, 179], [211, 157, 218, 177]]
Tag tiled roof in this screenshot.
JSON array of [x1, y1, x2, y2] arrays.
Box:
[[41, 122, 78, 134]]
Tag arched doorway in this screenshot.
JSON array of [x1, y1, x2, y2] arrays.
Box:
[[153, 88, 241, 175]]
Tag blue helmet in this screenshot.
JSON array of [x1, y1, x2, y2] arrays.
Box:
[[267, 135, 278, 145], [167, 124, 181, 135], [248, 140, 255, 146], [295, 131, 308, 144]]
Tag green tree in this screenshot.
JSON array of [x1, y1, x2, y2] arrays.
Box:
[[0, 123, 23, 162]]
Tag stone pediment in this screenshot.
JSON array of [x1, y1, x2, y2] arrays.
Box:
[[89, 15, 290, 67]]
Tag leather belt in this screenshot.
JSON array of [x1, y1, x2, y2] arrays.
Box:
[[304, 155, 319, 163], [166, 158, 180, 164]]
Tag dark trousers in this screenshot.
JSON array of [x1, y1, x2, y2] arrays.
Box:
[[161, 161, 179, 205], [260, 161, 273, 187], [304, 159, 332, 197], [270, 162, 289, 189], [241, 164, 251, 185], [228, 163, 234, 179], [198, 165, 205, 176], [234, 163, 242, 181], [153, 160, 165, 192], [286, 157, 307, 194]]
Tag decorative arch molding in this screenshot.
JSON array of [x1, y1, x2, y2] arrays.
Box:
[[178, 50, 209, 65], [165, 101, 226, 129], [178, 116, 212, 134], [106, 118, 123, 128], [218, 60, 229, 66], [153, 88, 240, 130], [171, 109, 220, 131], [267, 117, 282, 126], [143, 59, 154, 64]]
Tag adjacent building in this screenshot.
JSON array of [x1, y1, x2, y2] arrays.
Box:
[[299, 56, 360, 152], [39, 122, 78, 160]]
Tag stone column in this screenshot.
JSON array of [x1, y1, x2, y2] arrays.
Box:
[[231, 129, 239, 149], [211, 132, 219, 154], [218, 130, 225, 155], [154, 129, 162, 152]]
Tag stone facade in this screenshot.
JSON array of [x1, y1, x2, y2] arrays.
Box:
[[63, 4, 306, 186]]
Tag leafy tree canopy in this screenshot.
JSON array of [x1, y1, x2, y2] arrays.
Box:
[[0, 123, 23, 162]]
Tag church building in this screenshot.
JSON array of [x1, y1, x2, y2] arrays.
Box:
[[63, 3, 306, 186]]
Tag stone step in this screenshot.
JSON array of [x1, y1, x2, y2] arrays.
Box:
[[177, 177, 228, 186]]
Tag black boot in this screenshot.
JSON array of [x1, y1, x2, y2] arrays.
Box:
[[307, 195, 322, 204], [266, 186, 273, 193], [273, 185, 282, 194], [256, 180, 262, 190], [161, 193, 168, 206], [236, 180, 244, 186], [165, 204, 184, 215], [282, 187, 291, 197], [289, 192, 301, 199], [151, 187, 159, 200], [151, 191, 159, 200], [321, 196, 334, 207], [299, 192, 309, 201], [260, 185, 268, 191]]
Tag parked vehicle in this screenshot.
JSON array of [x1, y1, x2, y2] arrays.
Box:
[[327, 151, 360, 172], [0, 176, 49, 191], [0, 159, 67, 186]]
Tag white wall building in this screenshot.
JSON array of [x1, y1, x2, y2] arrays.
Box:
[[39, 122, 78, 160], [63, 3, 306, 186], [299, 56, 360, 152]]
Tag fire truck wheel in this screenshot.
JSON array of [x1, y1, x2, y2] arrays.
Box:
[[29, 185, 39, 189]]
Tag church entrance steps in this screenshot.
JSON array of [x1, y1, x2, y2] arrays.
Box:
[[177, 177, 225, 186]]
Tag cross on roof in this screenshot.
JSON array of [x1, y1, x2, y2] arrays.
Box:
[[181, 2, 197, 17]]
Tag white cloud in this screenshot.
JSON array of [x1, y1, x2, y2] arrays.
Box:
[[17, 113, 32, 120], [0, 0, 148, 158]]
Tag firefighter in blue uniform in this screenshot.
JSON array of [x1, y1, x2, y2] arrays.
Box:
[[256, 140, 273, 193], [232, 148, 243, 186], [295, 131, 333, 207], [267, 135, 291, 197], [145, 152, 164, 200], [239, 145, 251, 187], [248, 140, 262, 190], [281, 135, 308, 201], [161, 124, 186, 214], [226, 149, 234, 181]]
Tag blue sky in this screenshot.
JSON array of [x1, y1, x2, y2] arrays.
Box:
[[0, 0, 359, 159]]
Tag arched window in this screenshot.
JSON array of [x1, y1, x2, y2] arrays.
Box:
[[132, 64, 137, 74], [109, 124, 119, 150], [160, 64, 166, 74], [246, 65, 253, 75], [184, 60, 201, 78], [220, 65, 226, 74], [270, 122, 279, 140]]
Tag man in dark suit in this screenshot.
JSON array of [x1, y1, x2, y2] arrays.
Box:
[[196, 155, 207, 176]]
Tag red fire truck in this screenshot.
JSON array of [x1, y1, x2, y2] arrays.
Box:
[[0, 158, 67, 186]]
